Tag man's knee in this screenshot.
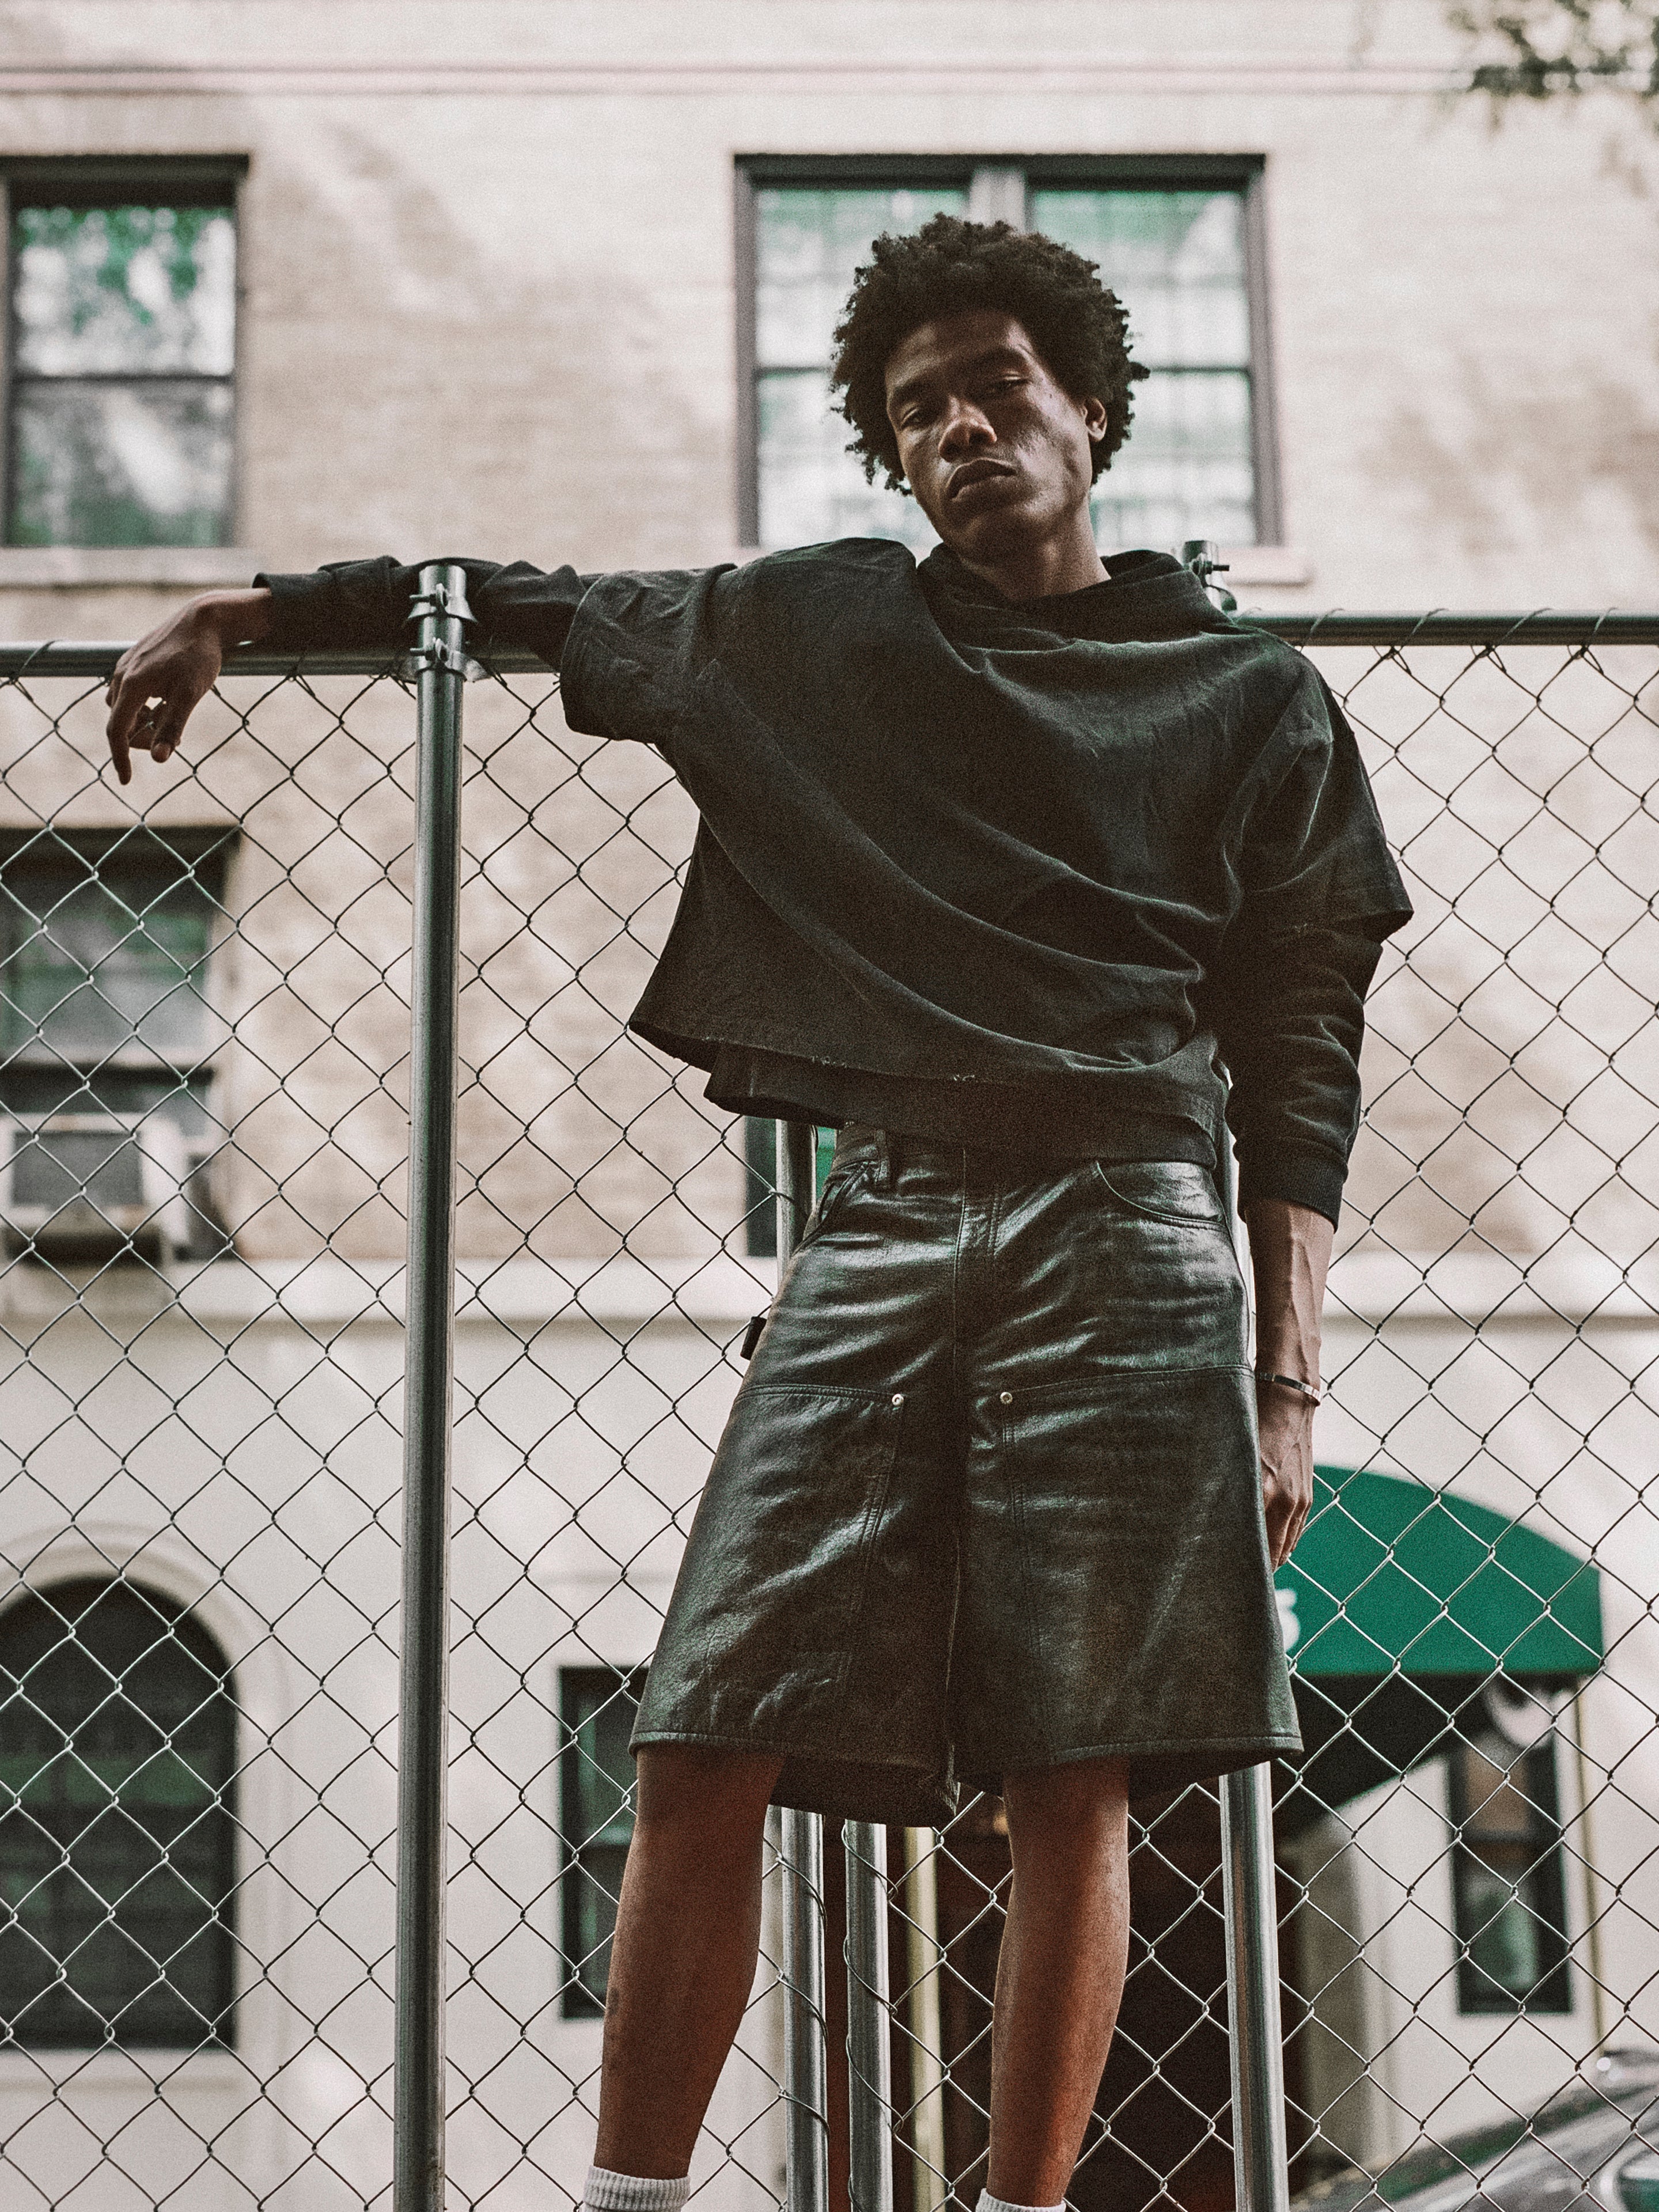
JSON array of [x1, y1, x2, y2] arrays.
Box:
[[1002, 1756, 1130, 1854]]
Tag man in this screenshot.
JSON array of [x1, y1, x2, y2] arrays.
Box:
[[107, 216, 1410, 2212]]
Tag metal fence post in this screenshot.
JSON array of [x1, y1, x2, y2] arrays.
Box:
[[1221, 1764, 1290, 2212], [845, 1820, 893, 2212], [775, 1119, 831, 2212], [392, 566, 470, 2212], [1186, 531, 1291, 2212]]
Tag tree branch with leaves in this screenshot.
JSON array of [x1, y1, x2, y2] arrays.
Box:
[[1449, 0, 1658, 105]]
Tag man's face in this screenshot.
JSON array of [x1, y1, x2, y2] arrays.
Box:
[[884, 308, 1108, 565]]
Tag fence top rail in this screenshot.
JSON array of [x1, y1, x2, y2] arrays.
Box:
[[0, 611, 1656, 682], [1239, 610, 1659, 646]]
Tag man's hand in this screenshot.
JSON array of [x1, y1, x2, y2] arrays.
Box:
[[1255, 1378, 1316, 1569], [1243, 1195, 1334, 1569], [104, 586, 274, 784]]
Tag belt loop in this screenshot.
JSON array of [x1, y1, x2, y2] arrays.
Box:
[[875, 1128, 893, 1191]]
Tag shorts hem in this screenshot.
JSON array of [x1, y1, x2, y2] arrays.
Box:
[[632, 1725, 1304, 1822], [631, 1726, 956, 1827], [962, 1730, 1305, 1805]]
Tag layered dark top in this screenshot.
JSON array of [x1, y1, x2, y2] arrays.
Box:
[[257, 540, 1412, 1223]]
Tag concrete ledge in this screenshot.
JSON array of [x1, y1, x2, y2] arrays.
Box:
[[0, 1246, 1647, 1333], [0, 1251, 780, 1333], [0, 547, 261, 589]]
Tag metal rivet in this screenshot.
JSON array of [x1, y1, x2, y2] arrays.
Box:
[[892, 1392, 904, 1406], [999, 1389, 1013, 1405]]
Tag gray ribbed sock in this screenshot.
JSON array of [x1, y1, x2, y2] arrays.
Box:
[[976, 2192, 1065, 2212], [584, 2169, 691, 2212]]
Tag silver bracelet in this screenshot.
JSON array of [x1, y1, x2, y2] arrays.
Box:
[[1255, 1369, 1323, 1405]]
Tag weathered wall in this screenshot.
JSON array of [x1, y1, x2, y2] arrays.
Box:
[[0, 0, 1654, 633]]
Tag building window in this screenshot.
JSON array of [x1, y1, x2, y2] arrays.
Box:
[[559, 1666, 646, 2018], [738, 158, 1277, 558], [5, 160, 241, 547], [0, 1578, 237, 2047], [1449, 1726, 1572, 2013], [0, 828, 236, 1266]]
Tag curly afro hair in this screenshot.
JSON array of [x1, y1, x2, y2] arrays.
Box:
[[830, 213, 1149, 494]]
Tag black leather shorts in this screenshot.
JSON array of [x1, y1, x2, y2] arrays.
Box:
[[633, 1125, 1301, 1824]]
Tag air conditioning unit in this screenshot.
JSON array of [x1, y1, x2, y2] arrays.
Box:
[[0, 1113, 193, 1265]]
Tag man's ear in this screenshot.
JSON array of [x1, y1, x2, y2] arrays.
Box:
[[1081, 395, 1109, 446]]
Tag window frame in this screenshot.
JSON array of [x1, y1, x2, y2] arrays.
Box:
[[0, 824, 240, 1262], [557, 1664, 647, 2020], [0, 155, 248, 550], [0, 1575, 239, 2050], [1448, 1727, 1574, 2016], [733, 153, 1281, 551]]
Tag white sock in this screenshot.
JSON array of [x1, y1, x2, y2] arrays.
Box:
[[977, 2192, 1065, 2212], [584, 2170, 691, 2212]]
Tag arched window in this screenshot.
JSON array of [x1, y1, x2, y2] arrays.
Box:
[[0, 1577, 237, 2047]]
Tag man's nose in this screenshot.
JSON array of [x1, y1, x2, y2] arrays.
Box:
[[938, 402, 995, 459]]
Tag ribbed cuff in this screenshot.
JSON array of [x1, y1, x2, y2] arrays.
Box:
[[1237, 1143, 1345, 1228], [251, 570, 347, 653], [584, 2169, 691, 2211], [977, 2191, 1065, 2212]]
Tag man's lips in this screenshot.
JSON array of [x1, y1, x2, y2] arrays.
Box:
[[946, 457, 1016, 501]]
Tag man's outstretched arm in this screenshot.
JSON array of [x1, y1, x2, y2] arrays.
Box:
[[104, 556, 592, 783]]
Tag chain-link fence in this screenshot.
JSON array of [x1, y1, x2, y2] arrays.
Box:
[[0, 599, 1654, 2212]]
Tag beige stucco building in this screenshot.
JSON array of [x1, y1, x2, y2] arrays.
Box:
[[0, 6, 1655, 2210]]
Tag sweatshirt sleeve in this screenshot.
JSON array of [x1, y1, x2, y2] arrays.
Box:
[[251, 556, 594, 666], [1210, 666, 1413, 1226]]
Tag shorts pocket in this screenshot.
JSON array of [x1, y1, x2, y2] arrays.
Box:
[[797, 1166, 877, 1247], [1092, 1159, 1228, 1230], [641, 1384, 906, 1744]]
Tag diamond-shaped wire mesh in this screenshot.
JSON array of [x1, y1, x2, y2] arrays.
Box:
[[0, 624, 1653, 2212]]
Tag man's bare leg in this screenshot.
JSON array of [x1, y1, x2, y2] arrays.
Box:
[[987, 1757, 1131, 2205], [593, 1745, 785, 2179]]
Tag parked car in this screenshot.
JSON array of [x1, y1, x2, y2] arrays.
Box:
[[1293, 2048, 1659, 2212]]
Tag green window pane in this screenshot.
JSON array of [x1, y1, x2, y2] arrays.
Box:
[[0, 1578, 236, 2047], [13, 205, 235, 377], [1449, 1731, 1571, 2013], [1090, 369, 1256, 554], [755, 185, 967, 551], [560, 1667, 646, 2017], [759, 368, 941, 554], [0, 854, 218, 1062], [756, 187, 969, 370], [1031, 191, 1250, 368], [9, 380, 233, 548], [1033, 188, 1257, 548]]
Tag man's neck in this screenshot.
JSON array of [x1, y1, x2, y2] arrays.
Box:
[[952, 521, 1108, 605]]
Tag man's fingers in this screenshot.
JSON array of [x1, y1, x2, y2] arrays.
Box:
[[1268, 1498, 1297, 1570], [105, 669, 153, 758], [1273, 1503, 1308, 1570], [147, 694, 192, 753], [105, 673, 195, 780], [107, 719, 132, 786]]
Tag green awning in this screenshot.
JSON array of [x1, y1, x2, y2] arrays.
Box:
[[1273, 1469, 1603, 1825], [1277, 1467, 1603, 1680]]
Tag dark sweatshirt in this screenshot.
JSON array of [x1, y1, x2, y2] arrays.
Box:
[[255, 541, 1412, 1224]]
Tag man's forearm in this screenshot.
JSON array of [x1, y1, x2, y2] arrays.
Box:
[[198, 586, 275, 647], [1243, 1197, 1333, 1382], [1244, 1195, 1331, 1566]]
